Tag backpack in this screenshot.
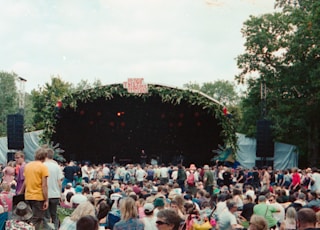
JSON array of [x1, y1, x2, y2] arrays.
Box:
[[187, 172, 195, 186], [125, 172, 131, 182]]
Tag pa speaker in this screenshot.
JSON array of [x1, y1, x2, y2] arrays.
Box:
[[7, 114, 24, 150], [7, 152, 15, 162], [256, 119, 274, 157], [255, 159, 273, 168]]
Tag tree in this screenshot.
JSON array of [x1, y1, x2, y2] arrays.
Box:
[[236, 0, 320, 166], [31, 76, 72, 132], [0, 72, 18, 136], [184, 80, 240, 106]]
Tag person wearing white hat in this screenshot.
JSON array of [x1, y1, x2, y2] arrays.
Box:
[[141, 203, 157, 230]]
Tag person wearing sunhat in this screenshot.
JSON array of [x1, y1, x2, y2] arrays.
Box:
[[6, 201, 34, 230]]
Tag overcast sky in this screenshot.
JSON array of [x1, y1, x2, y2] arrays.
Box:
[[0, 0, 276, 92]]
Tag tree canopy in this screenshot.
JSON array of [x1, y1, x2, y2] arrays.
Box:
[[236, 0, 320, 166]]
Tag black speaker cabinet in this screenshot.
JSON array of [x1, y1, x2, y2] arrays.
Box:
[[256, 119, 274, 157], [255, 159, 273, 168], [7, 152, 15, 162], [7, 114, 24, 150]]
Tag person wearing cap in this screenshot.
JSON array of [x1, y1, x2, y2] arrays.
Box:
[[19, 147, 49, 230], [70, 185, 87, 208], [203, 165, 214, 195], [43, 147, 64, 230], [141, 203, 157, 230], [153, 197, 165, 216]]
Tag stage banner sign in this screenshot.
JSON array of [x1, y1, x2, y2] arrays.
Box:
[[123, 78, 148, 94]]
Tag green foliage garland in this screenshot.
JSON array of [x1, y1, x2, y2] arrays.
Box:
[[41, 84, 238, 157]]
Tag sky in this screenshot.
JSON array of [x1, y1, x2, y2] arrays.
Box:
[[0, 0, 277, 93]]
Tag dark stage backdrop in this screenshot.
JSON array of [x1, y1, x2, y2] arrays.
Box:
[[53, 95, 223, 166]]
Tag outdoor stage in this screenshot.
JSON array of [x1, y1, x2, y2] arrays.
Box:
[[51, 82, 230, 165]]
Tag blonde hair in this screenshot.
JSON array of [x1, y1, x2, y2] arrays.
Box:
[[70, 201, 95, 221], [120, 197, 138, 221], [250, 215, 268, 230], [286, 207, 297, 226]]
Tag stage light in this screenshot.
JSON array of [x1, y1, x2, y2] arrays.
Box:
[[117, 111, 125, 117], [79, 110, 85, 115]]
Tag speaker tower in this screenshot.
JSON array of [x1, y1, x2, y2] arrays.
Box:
[[256, 119, 274, 157], [7, 114, 24, 150]]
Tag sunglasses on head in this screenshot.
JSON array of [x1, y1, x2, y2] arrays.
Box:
[[156, 220, 169, 225]]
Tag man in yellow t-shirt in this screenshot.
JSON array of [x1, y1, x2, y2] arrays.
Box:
[[20, 147, 49, 230]]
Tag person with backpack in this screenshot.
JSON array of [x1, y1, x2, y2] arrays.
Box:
[[186, 164, 199, 195]]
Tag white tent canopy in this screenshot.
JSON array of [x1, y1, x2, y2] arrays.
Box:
[[0, 131, 298, 169]]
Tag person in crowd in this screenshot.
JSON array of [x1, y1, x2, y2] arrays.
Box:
[[176, 164, 186, 193], [60, 200, 96, 230], [156, 208, 183, 230], [14, 151, 26, 194], [81, 162, 90, 184], [43, 147, 64, 230], [170, 199, 185, 220], [203, 165, 214, 195], [305, 191, 320, 211], [240, 195, 255, 227], [135, 164, 147, 187], [2, 161, 16, 186], [20, 147, 49, 230], [76, 215, 99, 230], [141, 203, 157, 230], [232, 188, 243, 211], [217, 200, 243, 230], [249, 215, 268, 230], [113, 197, 144, 230], [290, 167, 301, 192], [253, 195, 280, 229], [70, 185, 88, 208], [96, 198, 110, 228], [268, 193, 285, 228], [311, 168, 320, 192], [261, 167, 270, 192], [0, 182, 14, 214], [245, 185, 256, 202], [159, 164, 169, 185], [296, 208, 319, 230], [280, 207, 297, 230], [62, 161, 76, 190], [153, 197, 165, 216]]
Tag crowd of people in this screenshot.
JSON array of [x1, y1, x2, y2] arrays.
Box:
[[1, 148, 320, 230]]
